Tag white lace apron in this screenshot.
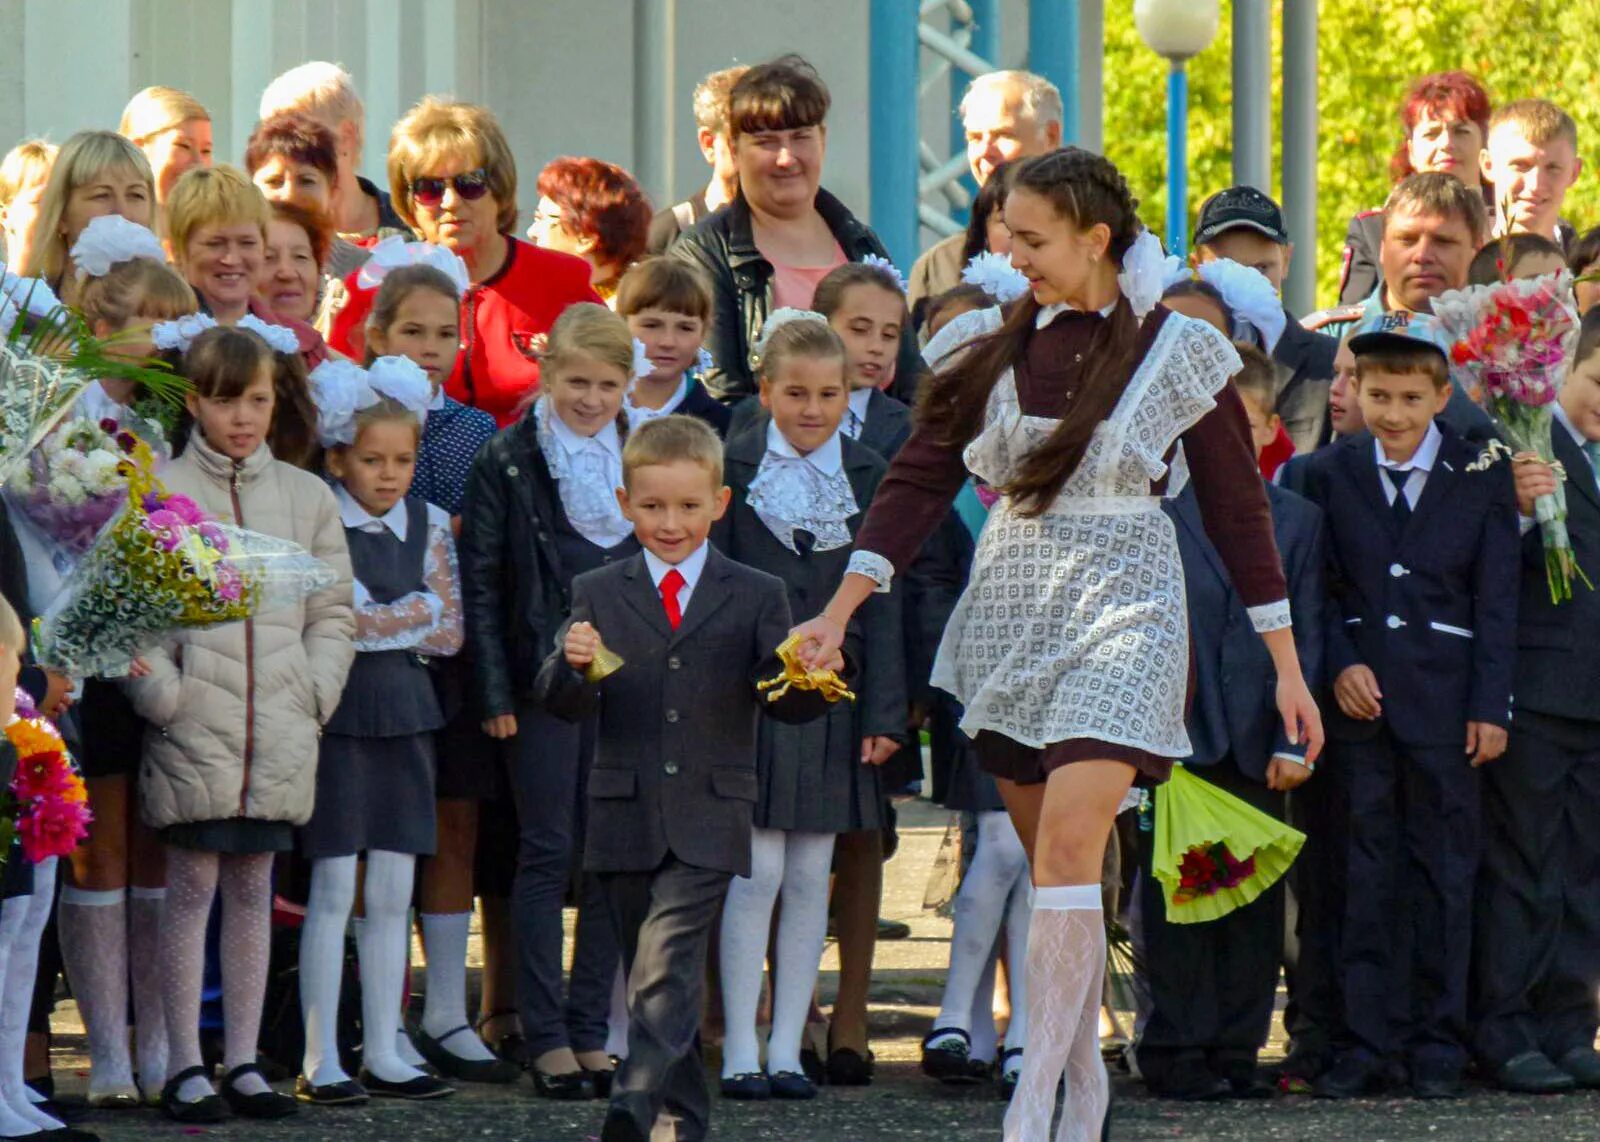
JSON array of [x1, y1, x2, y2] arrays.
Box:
[[928, 313, 1241, 756]]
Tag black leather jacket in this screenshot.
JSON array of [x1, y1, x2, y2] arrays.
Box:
[[670, 187, 924, 405], [458, 414, 571, 719]]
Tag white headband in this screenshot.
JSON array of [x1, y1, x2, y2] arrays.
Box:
[[858, 253, 908, 294], [310, 355, 431, 447], [960, 251, 1030, 304], [754, 307, 831, 358], [149, 312, 219, 353], [70, 216, 166, 281], [356, 235, 471, 297], [236, 313, 301, 355]]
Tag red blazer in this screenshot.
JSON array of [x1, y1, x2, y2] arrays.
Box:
[[328, 238, 602, 427]]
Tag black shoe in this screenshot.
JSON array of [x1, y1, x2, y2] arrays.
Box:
[[528, 1066, 593, 1100], [1223, 1071, 1276, 1099], [826, 1046, 875, 1086], [1312, 1053, 1388, 1099], [877, 918, 911, 940], [1147, 1052, 1230, 1102], [358, 1068, 456, 1100], [412, 1023, 521, 1084], [160, 1065, 230, 1123], [34, 1130, 101, 1141], [720, 1071, 771, 1100], [1557, 1046, 1600, 1088], [922, 1028, 985, 1085], [1410, 1067, 1464, 1100], [799, 1045, 826, 1085], [1497, 1050, 1577, 1094], [583, 1058, 618, 1100], [221, 1064, 298, 1119], [294, 1075, 370, 1105], [769, 1070, 817, 1100], [996, 1047, 1022, 1101], [600, 1108, 649, 1142]]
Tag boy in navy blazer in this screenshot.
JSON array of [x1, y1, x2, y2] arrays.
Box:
[[1302, 310, 1518, 1100], [534, 416, 842, 1142], [1137, 344, 1326, 1100], [1472, 308, 1600, 1094]]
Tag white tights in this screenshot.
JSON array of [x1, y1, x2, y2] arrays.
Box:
[[300, 851, 420, 1086], [0, 859, 64, 1137], [719, 829, 835, 1078]]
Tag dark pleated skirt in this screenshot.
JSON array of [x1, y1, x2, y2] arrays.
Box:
[[163, 818, 295, 854], [301, 732, 437, 859], [755, 702, 885, 834]]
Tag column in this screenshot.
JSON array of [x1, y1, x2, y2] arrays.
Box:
[[1232, 0, 1271, 192], [869, 0, 919, 270], [1282, 0, 1317, 315], [1028, 0, 1079, 143], [633, 0, 676, 206]]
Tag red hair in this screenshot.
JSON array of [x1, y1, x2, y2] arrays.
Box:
[[244, 113, 338, 181], [536, 156, 653, 272], [1389, 71, 1492, 183]]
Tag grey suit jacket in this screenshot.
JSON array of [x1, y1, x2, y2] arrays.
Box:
[[534, 547, 832, 877]]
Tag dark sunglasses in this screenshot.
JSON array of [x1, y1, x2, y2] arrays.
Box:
[[409, 168, 491, 207]]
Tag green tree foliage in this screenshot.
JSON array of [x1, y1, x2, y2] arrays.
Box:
[[1099, 1, 1598, 309]]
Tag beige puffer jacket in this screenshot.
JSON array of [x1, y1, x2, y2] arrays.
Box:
[[127, 433, 354, 830]]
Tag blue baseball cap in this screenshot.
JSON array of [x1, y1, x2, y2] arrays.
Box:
[[1347, 307, 1453, 364]]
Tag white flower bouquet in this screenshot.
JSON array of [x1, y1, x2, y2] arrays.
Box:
[[9, 414, 165, 558]]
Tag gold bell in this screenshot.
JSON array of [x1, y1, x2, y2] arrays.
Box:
[[585, 638, 626, 684]]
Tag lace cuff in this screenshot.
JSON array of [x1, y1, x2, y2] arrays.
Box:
[[351, 518, 465, 655], [354, 589, 443, 652], [1248, 599, 1293, 634], [847, 550, 895, 594]]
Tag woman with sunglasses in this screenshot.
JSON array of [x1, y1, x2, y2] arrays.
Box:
[[328, 97, 602, 427]]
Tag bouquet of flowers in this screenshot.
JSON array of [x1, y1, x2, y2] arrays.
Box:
[[8, 415, 164, 558], [34, 440, 339, 677], [1432, 271, 1585, 602], [0, 273, 186, 488], [1152, 766, 1305, 924], [0, 687, 92, 872]]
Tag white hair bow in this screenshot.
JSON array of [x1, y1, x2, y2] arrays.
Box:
[[149, 312, 219, 353], [70, 216, 166, 281], [960, 251, 1030, 304], [309, 358, 380, 447], [357, 235, 471, 297], [236, 313, 301, 355], [1197, 258, 1287, 352], [632, 338, 654, 381], [0, 269, 60, 331], [1116, 229, 1185, 319], [859, 254, 908, 294], [754, 307, 830, 358], [366, 355, 432, 419]]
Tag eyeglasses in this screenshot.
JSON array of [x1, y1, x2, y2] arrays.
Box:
[[409, 169, 491, 208]]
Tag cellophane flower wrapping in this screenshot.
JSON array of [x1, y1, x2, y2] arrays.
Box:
[[3, 686, 91, 869], [1433, 272, 1585, 603], [34, 441, 338, 678], [8, 415, 166, 560], [1152, 766, 1305, 924]]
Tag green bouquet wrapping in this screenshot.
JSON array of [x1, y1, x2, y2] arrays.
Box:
[[1152, 766, 1306, 924]]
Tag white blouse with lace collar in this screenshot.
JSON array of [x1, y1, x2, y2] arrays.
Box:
[[534, 399, 633, 549], [746, 420, 858, 554]]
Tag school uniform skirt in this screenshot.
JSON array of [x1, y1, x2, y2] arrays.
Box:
[[755, 701, 885, 834], [300, 732, 438, 859]]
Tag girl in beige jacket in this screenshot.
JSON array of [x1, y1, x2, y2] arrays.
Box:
[[125, 325, 353, 1123]]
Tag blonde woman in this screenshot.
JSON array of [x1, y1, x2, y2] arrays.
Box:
[[21, 131, 155, 294], [0, 140, 58, 271], [119, 86, 213, 206]]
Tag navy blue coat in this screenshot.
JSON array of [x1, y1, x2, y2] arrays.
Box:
[[1302, 423, 1519, 746], [1167, 482, 1326, 780]]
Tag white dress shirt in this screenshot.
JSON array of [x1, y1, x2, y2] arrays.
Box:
[[1373, 421, 1443, 509], [643, 540, 709, 614]]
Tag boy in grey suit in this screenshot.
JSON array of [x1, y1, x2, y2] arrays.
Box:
[[535, 416, 843, 1142]]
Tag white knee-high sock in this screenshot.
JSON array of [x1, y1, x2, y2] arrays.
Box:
[[1, 860, 63, 1131], [419, 911, 497, 1062], [128, 887, 168, 1093], [718, 828, 785, 1078], [969, 951, 999, 1064], [1002, 864, 1034, 1056], [934, 811, 1028, 1043], [1003, 884, 1105, 1142], [0, 892, 40, 1137], [359, 851, 421, 1084], [58, 886, 134, 1097], [301, 856, 357, 1087], [604, 963, 629, 1059], [766, 832, 835, 1076]]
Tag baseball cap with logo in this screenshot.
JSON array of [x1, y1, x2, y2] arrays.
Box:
[[1194, 186, 1291, 247], [1347, 306, 1453, 364]]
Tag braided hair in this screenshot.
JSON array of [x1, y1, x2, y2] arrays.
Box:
[[916, 147, 1146, 516]]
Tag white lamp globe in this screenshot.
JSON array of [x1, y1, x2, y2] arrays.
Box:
[[1133, 0, 1221, 62]]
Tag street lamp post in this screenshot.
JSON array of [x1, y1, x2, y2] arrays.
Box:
[[1133, 0, 1220, 257]]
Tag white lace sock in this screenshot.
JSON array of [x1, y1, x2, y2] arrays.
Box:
[[358, 852, 423, 1084], [420, 911, 497, 1062], [218, 853, 275, 1096], [604, 963, 629, 1059], [764, 832, 834, 1077], [58, 886, 135, 1098], [301, 855, 356, 1087], [1002, 884, 1105, 1142], [1, 860, 64, 1131], [128, 887, 168, 1092], [0, 893, 41, 1137], [160, 847, 219, 1102], [719, 828, 785, 1078], [968, 952, 999, 1064], [932, 811, 1028, 1048]]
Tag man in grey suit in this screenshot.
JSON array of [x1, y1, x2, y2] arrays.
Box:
[[534, 416, 841, 1142]]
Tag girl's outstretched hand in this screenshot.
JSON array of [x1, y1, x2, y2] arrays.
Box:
[[789, 614, 845, 671], [1277, 673, 1324, 767]]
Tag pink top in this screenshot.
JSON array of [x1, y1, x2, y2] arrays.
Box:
[[764, 241, 848, 310]]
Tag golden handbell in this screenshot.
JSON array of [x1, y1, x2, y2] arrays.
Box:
[[584, 637, 626, 684], [757, 633, 855, 704]]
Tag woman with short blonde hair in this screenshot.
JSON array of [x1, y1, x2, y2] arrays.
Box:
[[22, 131, 154, 290], [119, 86, 213, 205], [0, 140, 58, 271]]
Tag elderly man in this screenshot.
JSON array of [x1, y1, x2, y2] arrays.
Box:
[[259, 61, 411, 248], [907, 70, 1062, 308]]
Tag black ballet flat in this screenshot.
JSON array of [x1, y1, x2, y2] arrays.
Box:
[[769, 1070, 817, 1100], [530, 1067, 594, 1100], [294, 1074, 370, 1105], [719, 1071, 771, 1100], [922, 1027, 984, 1085], [825, 1046, 875, 1087], [160, 1065, 230, 1124], [413, 1024, 521, 1084], [997, 1047, 1023, 1101], [221, 1063, 297, 1119], [582, 1057, 618, 1099], [359, 1068, 456, 1100]]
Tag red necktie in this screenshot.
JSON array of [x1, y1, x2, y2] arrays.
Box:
[[660, 568, 686, 631]]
